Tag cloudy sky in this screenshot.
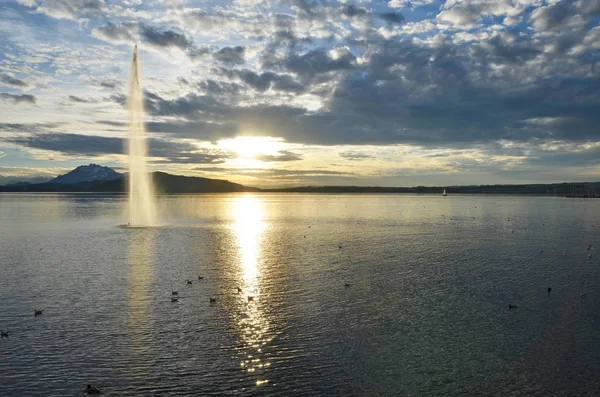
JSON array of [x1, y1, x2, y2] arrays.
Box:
[[0, 0, 599, 187]]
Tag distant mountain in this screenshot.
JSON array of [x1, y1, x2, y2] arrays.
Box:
[[5, 181, 33, 187], [49, 164, 122, 184], [0, 175, 51, 186], [0, 168, 258, 193]]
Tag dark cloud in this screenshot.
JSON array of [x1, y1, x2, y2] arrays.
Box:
[[219, 68, 304, 93], [99, 80, 119, 89], [139, 25, 191, 50], [272, 75, 305, 92], [108, 93, 126, 105], [68, 95, 94, 103], [285, 48, 356, 77], [97, 120, 124, 127], [237, 71, 277, 91], [150, 148, 234, 165], [2, 132, 234, 164], [339, 151, 374, 161], [341, 5, 368, 18], [377, 12, 405, 24], [187, 45, 211, 60], [291, 0, 317, 17], [0, 73, 28, 88], [269, 29, 313, 49], [256, 150, 302, 162], [471, 32, 541, 64], [102, 90, 240, 141], [4, 132, 123, 156], [289, 2, 405, 27], [0, 93, 37, 105], [143, 91, 226, 120], [213, 46, 246, 65], [196, 79, 245, 103], [530, 3, 568, 31], [92, 22, 203, 60], [0, 122, 62, 133], [92, 22, 136, 43], [529, 2, 582, 31]]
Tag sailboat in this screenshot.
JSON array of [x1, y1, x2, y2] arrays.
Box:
[[442, 189, 447, 196]]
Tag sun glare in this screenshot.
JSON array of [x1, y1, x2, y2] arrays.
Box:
[[218, 136, 283, 159]]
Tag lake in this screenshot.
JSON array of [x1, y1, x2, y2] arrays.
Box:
[[0, 193, 599, 396]]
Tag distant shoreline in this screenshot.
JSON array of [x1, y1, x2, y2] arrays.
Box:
[[1, 170, 599, 196], [1, 190, 599, 197]]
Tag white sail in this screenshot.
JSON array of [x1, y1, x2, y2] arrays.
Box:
[[442, 189, 447, 196]]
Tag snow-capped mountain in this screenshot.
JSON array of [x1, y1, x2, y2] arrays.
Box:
[[49, 164, 122, 184]]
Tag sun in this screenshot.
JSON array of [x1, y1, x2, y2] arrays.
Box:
[[217, 136, 283, 159]]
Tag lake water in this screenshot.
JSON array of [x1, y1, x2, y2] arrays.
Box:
[[0, 193, 599, 396]]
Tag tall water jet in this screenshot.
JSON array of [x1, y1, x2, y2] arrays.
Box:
[[127, 45, 156, 226]]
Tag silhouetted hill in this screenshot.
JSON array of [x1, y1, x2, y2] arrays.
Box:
[[153, 172, 258, 193], [90, 172, 258, 193], [0, 171, 258, 193]]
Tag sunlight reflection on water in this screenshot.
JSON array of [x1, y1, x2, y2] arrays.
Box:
[[230, 195, 273, 387]]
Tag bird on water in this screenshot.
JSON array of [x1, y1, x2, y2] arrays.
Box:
[[86, 384, 101, 395], [34, 310, 43, 317]]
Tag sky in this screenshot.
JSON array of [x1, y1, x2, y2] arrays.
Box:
[[0, 0, 599, 187]]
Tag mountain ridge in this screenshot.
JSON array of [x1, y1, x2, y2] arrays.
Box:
[[49, 163, 122, 184]]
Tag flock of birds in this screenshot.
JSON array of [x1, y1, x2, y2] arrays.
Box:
[[167, 225, 349, 307], [169, 275, 255, 305]]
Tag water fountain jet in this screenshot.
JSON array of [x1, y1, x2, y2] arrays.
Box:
[[126, 44, 156, 226]]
